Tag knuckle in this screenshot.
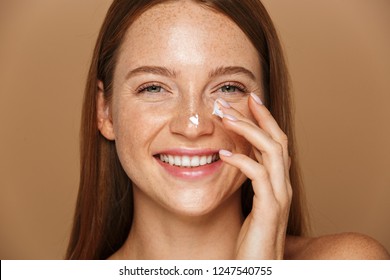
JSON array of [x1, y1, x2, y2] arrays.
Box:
[[270, 141, 283, 155], [278, 195, 290, 209], [279, 133, 289, 148], [274, 132, 289, 156]]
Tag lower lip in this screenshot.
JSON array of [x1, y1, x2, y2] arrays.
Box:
[[155, 157, 223, 180]]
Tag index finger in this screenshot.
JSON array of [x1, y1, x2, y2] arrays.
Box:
[[248, 93, 290, 176]]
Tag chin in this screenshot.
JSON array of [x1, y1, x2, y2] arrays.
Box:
[[163, 187, 240, 218]]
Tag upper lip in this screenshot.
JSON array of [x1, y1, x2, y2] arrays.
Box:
[[153, 148, 220, 156]]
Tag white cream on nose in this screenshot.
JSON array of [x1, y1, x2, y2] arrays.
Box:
[[188, 99, 224, 128], [189, 114, 199, 127]]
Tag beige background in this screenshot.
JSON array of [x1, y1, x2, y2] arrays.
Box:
[[0, 0, 389, 259]]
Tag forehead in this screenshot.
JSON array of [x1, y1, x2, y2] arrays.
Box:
[[116, 0, 260, 78]]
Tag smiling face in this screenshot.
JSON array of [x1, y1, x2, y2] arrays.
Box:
[[98, 1, 263, 217]]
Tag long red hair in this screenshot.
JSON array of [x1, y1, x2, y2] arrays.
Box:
[[67, 0, 309, 259]]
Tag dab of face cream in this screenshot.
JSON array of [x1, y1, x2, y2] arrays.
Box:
[[189, 114, 199, 127], [212, 100, 224, 119]]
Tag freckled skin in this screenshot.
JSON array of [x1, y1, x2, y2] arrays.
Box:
[[100, 1, 390, 260], [108, 1, 263, 217]]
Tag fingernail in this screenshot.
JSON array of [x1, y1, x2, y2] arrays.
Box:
[[223, 114, 237, 121], [250, 92, 263, 105], [212, 100, 224, 118], [219, 149, 233, 157], [216, 98, 231, 108]]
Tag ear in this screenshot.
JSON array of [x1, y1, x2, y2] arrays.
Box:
[[96, 81, 115, 140]]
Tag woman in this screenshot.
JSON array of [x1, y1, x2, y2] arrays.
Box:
[[67, 0, 389, 259]]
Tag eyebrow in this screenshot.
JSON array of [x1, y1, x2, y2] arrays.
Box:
[[126, 66, 178, 80], [125, 65, 256, 81], [208, 66, 256, 81]]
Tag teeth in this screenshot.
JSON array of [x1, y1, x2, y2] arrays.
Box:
[[182, 155, 190, 167], [158, 153, 219, 168], [199, 155, 207, 166], [168, 155, 174, 165], [174, 155, 181, 166], [190, 156, 200, 167]]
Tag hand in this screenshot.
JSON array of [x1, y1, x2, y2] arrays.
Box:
[[218, 93, 292, 259]]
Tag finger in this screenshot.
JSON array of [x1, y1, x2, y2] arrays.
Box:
[[214, 98, 258, 128], [217, 98, 289, 200], [219, 150, 275, 199], [248, 93, 290, 177], [252, 146, 263, 165], [221, 116, 287, 200]]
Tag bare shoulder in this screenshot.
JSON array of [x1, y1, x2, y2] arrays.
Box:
[[285, 233, 390, 260]]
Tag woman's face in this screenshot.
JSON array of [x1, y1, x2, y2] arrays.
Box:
[[98, 1, 263, 216]]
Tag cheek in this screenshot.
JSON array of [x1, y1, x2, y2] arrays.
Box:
[[111, 103, 171, 186], [112, 102, 166, 161], [229, 132, 252, 155]]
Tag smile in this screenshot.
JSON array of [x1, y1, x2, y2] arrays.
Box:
[[158, 153, 220, 168], [154, 149, 223, 180]]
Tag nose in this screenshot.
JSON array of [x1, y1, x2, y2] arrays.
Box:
[[169, 93, 215, 140]]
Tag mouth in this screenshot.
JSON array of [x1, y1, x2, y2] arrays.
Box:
[[153, 149, 223, 180], [156, 153, 220, 168]]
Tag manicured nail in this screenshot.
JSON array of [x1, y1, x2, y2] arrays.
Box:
[[212, 100, 224, 118], [223, 114, 237, 121], [250, 92, 263, 105], [216, 98, 231, 108], [219, 149, 233, 157]]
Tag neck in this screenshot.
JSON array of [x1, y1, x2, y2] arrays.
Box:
[[112, 188, 244, 260]]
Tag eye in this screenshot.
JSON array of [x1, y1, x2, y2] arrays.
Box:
[[136, 82, 168, 95], [145, 85, 162, 93], [221, 85, 241, 93], [217, 82, 247, 95], [137, 83, 165, 94]]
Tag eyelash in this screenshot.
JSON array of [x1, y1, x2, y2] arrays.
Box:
[[136, 82, 165, 94], [136, 81, 248, 94], [217, 82, 247, 94]]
